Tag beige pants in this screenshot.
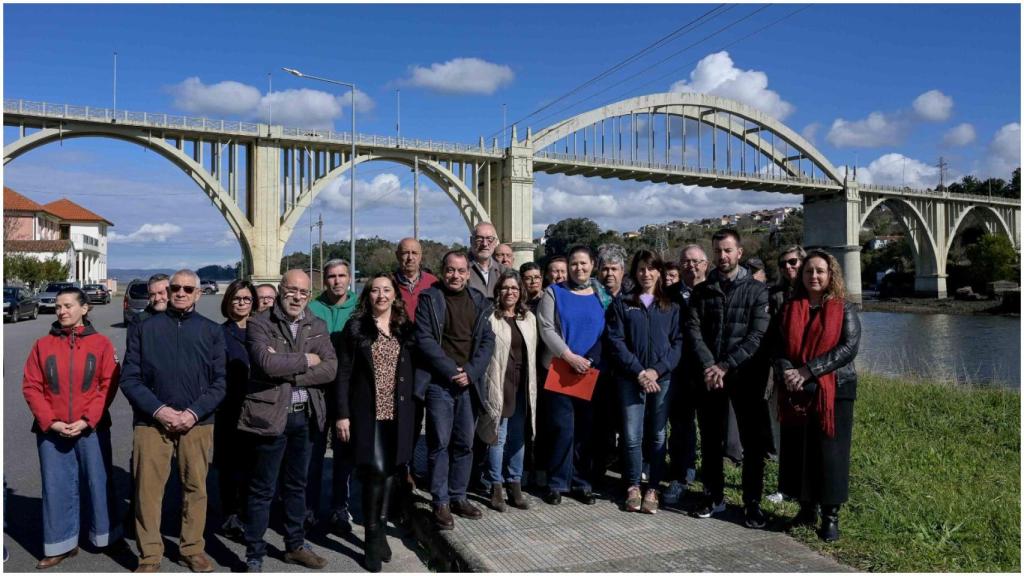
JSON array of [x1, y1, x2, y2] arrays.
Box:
[[133, 424, 213, 565]]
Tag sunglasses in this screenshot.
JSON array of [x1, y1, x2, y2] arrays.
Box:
[[170, 284, 197, 294], [780, 258, 802, 267]]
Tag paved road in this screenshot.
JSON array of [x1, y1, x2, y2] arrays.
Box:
[[2, 294, 429, 573]]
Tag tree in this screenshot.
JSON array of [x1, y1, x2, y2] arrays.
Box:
[[964, 233, 1018, 290], [3, 254, 70, 290], [542, 218, 603, 261]]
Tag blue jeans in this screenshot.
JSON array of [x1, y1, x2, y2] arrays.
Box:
[[619, 377, 672, 488], [306, 424, 352, 518], [425, 382, 475, 505], [484, 387, 527, 486], [545, 390, 593, 493], [244, 410, 312, 562], [38, 429, 120, 557]]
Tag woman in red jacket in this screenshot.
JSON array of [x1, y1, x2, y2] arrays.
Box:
[[22, 287, 121, 569]]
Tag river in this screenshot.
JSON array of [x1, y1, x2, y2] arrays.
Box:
[[857, 311, 1020, 388]]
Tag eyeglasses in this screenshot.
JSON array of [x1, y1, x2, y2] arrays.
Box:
[[780, 258, 802, 267], [680, 259, 706, 267], [232, 296, 253, 304], [472, 235, 497, 244], [169, 284, 196, 294], [499, 286, 521, 292], [258, 295, 276, 302], [282, 287, 311, 300]]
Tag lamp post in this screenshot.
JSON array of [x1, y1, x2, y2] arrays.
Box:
[[283, 67, 358, 278]]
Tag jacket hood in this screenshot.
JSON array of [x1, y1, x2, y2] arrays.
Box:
[[707, 264, 750, 286], [316, 289, 358, 311], [48, 319, 98, 338]]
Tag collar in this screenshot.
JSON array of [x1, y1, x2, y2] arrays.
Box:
[[166, 305, 196, 320], [395, 270, 421, 288]]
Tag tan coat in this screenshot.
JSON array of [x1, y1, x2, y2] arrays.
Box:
[[476, 311, 538, 445]]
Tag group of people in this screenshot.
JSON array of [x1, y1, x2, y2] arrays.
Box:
[[21, 221, 861, 574]]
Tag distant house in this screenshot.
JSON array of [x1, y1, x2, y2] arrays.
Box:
[[3, 186, 61, 241], [623, 231, 641, 239], [43, 198, 114, 285]]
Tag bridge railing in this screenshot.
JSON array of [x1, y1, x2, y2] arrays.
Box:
[[5, 98, 503, 157], [534, 151, 839, 187], [861, 183, 1020, 205]]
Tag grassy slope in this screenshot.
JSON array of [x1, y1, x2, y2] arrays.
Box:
[[715, 374, 1020, 572]]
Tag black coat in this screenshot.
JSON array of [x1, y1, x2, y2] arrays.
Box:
[[684, 266, 770, 377], [335, 315, 415, 468]]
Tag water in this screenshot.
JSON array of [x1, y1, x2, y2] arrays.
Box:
[[857, 311, 1020, 388]]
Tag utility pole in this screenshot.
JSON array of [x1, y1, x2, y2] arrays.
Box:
[[936, 156, 949, 190], [414, 156, 420, 239], [503, 104, 507, 148], [112, 51, 118, 119], [309, 213, 323, 289], [396, 89, 401, 143], [318, 213, 324, 281]]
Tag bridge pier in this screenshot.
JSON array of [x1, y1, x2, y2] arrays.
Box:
[[248, 137, 286, 284], [502, 128, 536, 266], [914, 275, 948, 299], [802, 184, 863, 304]]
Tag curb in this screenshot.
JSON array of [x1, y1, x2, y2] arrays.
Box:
[[406, 490, 492, 572]]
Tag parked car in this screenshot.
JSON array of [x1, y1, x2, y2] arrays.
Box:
[[200, 279, 219, 295], [83, 283, 112, 305], [4, 286, 39, 322], [123, 279, 151, 325], [37, 282, 77, 313]]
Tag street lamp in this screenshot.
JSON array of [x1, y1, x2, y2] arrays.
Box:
[[283, 67, 358, 278]]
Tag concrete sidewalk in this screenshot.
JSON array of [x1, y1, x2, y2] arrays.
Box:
[[407, 480, 851, 572]]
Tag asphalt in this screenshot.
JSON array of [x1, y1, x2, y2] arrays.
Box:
[[1, 293, 429, 573]]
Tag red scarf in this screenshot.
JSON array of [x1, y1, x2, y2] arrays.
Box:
[[780, 297, 844, 438]]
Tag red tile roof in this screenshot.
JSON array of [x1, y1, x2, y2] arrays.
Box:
[[4, 239, 74, 253], [4, 186, 47, 213], [42, 198, 114, 226]]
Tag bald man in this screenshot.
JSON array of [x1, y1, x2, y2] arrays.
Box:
[[239, 269, 337, 572], [394, 237, 439, 322], [467, 222, 505, 299]]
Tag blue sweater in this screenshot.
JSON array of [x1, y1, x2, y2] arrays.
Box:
[[552, 283, 606, 362]]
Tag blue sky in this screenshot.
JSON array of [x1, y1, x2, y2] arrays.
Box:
[[3, 3, 1020, 269]]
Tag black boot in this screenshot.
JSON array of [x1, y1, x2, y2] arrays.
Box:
[[819, 505, 840, 542], [361, 475, 385, 572], [376, 475, 394, 563]]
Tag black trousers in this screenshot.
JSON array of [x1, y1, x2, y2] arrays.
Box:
[[696, 380, 771, 504], [778, 399, 854, 506]]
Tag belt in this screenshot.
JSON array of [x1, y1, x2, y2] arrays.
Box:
[[288, 402, 308, 413]]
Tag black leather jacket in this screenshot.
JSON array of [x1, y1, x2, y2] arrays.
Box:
[[774, 301, 861, 400]]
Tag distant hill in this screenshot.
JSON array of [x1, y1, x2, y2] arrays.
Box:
[[109, 264, 239, 284]]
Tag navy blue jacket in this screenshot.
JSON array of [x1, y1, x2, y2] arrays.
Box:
[[413, 283, 495, 401], [219, 321, 250, 420], [606, 290, 683, 382], [121, 306, 227, 426]]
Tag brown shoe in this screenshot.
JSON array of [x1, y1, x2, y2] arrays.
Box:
[[625, 485, 642, 512], [433, 503, 455, 530], [284, 544, 327, 569], [640, 488, 659, 514], [134, 561, 161, 573], [489, 483, 507, 512], [179, 552, 214, 572], [35, 547, 78, 569], [507, 482, 530, 510], [450, 499, 482, 519]]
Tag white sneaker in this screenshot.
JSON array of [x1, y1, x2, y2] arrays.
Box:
[[767, 492, 784, 504], [662, 480, 685, 505], [685, 468, 696, 484]]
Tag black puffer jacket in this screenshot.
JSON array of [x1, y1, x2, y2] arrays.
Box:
[[684, 266, 770, 373], [774, 301, 860, 400]]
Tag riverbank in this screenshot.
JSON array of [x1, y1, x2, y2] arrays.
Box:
[[721, 373, 1020, 572], [862, 296, 1016, 316]]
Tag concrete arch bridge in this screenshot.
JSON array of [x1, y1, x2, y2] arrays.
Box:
[[5, 96, 1018, 300]]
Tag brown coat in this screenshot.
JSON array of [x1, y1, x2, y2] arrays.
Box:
[[238, 302, 337, 436]]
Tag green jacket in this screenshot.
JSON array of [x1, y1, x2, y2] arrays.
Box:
[[307, 289, 358, 334]]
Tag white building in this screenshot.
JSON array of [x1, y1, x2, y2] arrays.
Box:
[[42, 198, 114, 284]]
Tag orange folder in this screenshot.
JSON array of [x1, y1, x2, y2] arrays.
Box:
[[544, 357, 600, 401]]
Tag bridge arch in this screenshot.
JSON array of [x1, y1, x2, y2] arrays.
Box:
[[3, 125, 256, 270], [531, 93, 844, 185], [860, 196, 942, 279], [280, 152, 489, 240], [945, 204, 1016, 258]]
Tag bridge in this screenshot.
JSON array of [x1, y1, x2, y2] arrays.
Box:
[[4, 95, 1019, 301]]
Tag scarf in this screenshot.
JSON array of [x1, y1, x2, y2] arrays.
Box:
[[563, 277, 612, 310], [780, 297, 844, 438]]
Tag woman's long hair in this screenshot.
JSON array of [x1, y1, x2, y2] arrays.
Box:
[[355, 273, 411, 337], [492, 269, 529, 320], [628, 249, 671, 310], [221, 279, 256, 320], [792, 249, 846, 302]]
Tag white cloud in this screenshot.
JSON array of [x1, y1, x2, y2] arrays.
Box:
[[532, 174, 794, 233], [403, 57, 515, 95], [109, 222, 183, 244], [801, 123, 821, 145], [169, 77, 374, 129], [669, 51, 794, 120], [169, 77, 262, 116], [980, 122, 1021, 178], [912, 89, 954, 122], [853, 153, 939, 189], [826, 112, 910, 148], [942, 123, 976, 147]]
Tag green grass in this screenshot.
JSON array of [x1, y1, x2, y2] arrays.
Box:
[[711, 374, 1020, 572]]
